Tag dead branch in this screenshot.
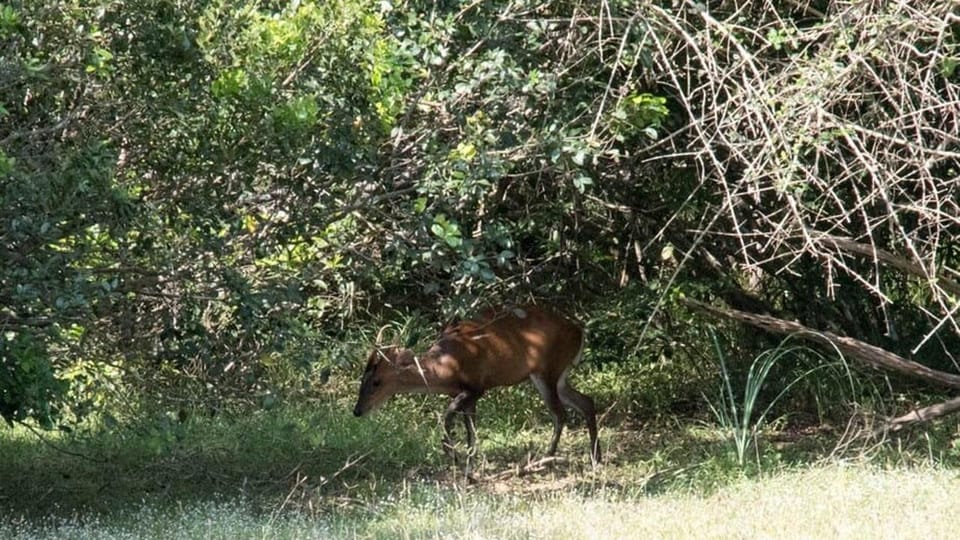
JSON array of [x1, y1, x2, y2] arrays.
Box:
[[815, 234, 960, 298], [683, 299, 960, 389], [483, 456, 565, 482], [884, 395, 960, 433]]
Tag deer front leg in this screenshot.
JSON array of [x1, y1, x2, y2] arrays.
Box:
[[460, 393, 482, 479], [443, 391, 472, 457], [442, 390, 482, 462]]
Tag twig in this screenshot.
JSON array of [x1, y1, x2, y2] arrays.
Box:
[[483, 456, 566, 482], [15, 421, 106, 463]]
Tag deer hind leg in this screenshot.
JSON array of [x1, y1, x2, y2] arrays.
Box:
[[462, 397, 478, 456], [530, 373, 566, 456], [558, 367, 602, 463], [443, 392, 467, 457]]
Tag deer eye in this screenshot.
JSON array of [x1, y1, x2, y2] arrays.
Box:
[[372, 379, 381, 387]]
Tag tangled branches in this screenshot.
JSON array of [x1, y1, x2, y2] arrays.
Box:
[[648, 0, 960, 352]]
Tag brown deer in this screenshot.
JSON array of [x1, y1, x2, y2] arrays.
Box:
[[353, 306, 601, 469]]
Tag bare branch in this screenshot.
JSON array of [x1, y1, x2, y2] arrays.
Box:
[[683, 299, 960, 390], [884, 395, 960, 433], [814, 234, 960, 298]]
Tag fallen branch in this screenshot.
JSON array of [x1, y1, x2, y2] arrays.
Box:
[[684, 298, 960, 431], [683, 299, 960, 389], [884, 395, 960, 433], [483, 456, 565, 482]]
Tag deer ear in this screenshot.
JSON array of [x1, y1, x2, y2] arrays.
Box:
[[396, 349, 416, 367]]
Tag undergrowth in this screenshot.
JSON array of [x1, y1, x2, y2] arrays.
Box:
[[3, 379, 959, 520], [2, 330, 960, 538]]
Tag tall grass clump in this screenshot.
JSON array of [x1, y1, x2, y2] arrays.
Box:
[[706, 333, 852, 466]]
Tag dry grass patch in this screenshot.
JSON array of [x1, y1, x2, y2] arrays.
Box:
[[357, 464, 960, 539]]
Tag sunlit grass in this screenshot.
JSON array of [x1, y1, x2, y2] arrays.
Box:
[[357, 466, 960, 539], [3, 359, 960, 539], [2, 465, 958, 539]]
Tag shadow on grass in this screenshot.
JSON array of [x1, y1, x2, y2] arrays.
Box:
[[0, 396, 444, 519], [456, 419, 836, 500], [0, 392, 852, 522]]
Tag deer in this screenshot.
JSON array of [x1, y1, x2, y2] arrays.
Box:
[[353, 305, 601, 474]]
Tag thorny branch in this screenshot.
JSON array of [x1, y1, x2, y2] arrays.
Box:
[[645, 1, 960, 350]]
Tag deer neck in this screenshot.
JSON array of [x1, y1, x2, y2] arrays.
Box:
[[397, 352, 460, 395]]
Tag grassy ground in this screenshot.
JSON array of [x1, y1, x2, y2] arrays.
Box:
[[2, 465, 959, 539], [2, 375, 960, 538]]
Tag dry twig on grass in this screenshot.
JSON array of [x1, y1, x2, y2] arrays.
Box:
[[483, 456, 567, 482]]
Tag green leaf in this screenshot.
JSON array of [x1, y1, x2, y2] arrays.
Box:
[[450, 142, 477, 162], [211, 68, 250, 99], [413, 197, 427, 213], [430, 214, 463, 248], [572, 150, 587, 166], [942, 57, 958, 79], [573, 175, 593, 193]]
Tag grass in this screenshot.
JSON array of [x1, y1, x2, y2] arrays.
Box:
[[705, 333, 853, 466], [2, 465, 959, 539], [355, 466, 960, 539], [2, 362, 960, 538]]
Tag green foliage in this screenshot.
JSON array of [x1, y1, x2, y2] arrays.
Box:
[[1, 0, 710, 428], [272, 94, 320, 131], [0, 149, 13, 175], [0, 0, 405, 426], [1, 0, 955, 466], [0, 4, 16, 29], [210, 68, 249, 99], [611, 93, 670, 140], [430, 214, 463, 249], [766, 26, 798, 51], [0, 331, 67, 427]]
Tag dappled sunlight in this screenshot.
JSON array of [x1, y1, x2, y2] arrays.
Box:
[[4, 465, 957, 539], [4, 0, 960, 537]]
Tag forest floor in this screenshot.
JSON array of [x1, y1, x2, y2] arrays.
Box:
[[1, 396, 958, 538]]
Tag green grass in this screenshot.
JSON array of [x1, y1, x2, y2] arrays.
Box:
[[2, 465, 959, 538], [0, 395, 443, 517], [3, 367, 960, 539], [355, 466, 960, 539]]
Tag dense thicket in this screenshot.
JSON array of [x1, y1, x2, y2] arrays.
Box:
[[1, 0, 957, 428]]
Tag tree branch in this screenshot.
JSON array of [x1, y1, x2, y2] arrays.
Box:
[[815, 234, 960, 297], [683, 299, 960, 389], [686, 298, 960, 431], [884, 395, 960, 432]]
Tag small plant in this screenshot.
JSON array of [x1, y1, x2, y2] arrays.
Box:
[[705, 333, 850, 466], [610, 92, 669, 140]]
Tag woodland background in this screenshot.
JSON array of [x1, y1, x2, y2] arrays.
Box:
[[1, 0, 959, 533]]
